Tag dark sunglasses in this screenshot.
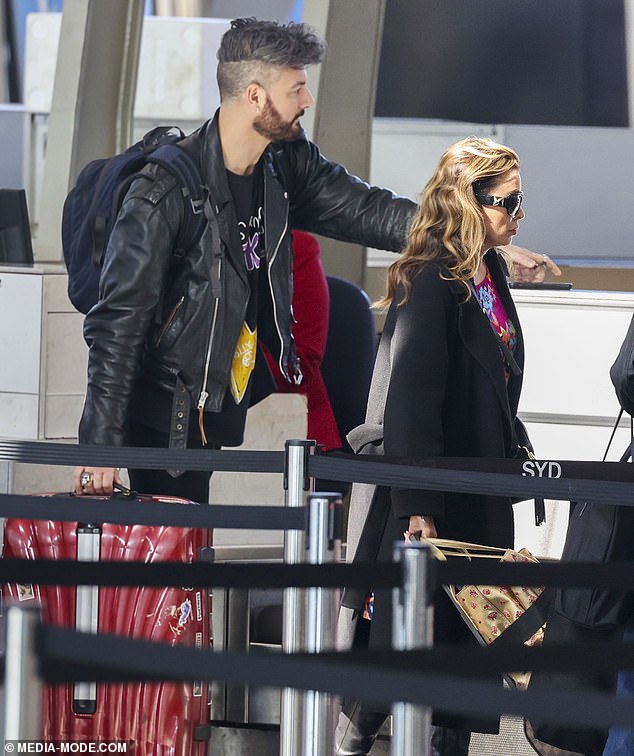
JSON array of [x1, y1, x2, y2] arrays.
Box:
[[474, 191, 523, 220]]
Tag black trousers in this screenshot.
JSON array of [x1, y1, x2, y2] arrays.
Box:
[[127, 420, 217, 503]]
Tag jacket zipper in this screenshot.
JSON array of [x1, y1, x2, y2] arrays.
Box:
[[267, 215, 301, 383], [156, 296, 184, 346], [197, 256, 222, 445]]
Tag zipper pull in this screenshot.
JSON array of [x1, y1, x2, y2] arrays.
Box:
[[197, 391, 208, 446]]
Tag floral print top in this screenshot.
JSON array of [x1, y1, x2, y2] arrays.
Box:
[[473, 267, 517, 378]]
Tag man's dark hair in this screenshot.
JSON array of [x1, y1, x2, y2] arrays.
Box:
[[217, 17, 326, 101]]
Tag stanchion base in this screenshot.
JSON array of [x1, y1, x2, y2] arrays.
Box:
[[209, 725, 279, 756]]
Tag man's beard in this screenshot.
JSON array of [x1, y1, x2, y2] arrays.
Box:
[[253, 96, 303, 141]]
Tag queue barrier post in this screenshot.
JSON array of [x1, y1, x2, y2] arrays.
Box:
[[391, 541, 433, 756], [280, 440, 316, 756], [301, 492, 343, 756], [3, 603, 43, 743]]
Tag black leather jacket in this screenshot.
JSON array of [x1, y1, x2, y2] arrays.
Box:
[[79, 113, 416, 448]]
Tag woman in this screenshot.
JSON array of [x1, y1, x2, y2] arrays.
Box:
[[336, 137, 528, 756]]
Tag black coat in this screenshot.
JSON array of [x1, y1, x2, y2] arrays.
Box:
[[340, 249, 525, 732], [343, 248, 524, 624]]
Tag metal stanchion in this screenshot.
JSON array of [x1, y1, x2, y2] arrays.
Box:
[[3, 604, 43, 742], [280, 440, 315, 756], [301, 492, 342, 756], [391, 541, 433, 756]]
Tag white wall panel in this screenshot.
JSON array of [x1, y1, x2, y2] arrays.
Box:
[[513, 289, 634, 559]]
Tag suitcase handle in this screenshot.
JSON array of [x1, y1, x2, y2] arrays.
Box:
[[112, 482, 136, 498], [74, 523, 101, 715]]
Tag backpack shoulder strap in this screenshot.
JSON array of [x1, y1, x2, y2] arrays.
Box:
[[147, 142, 206, 251]]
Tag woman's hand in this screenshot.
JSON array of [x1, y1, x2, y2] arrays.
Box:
[[405, 514, 437, 540], [73, 467, 123, 496]]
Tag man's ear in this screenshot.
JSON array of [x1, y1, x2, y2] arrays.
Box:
[[245, 81, 265, 112]]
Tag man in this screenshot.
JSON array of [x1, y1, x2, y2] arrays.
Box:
[[73, 17, 412, 498], [74, 17, 556, 499]]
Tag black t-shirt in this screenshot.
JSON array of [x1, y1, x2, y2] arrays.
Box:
[[134, 162, 266, 447], [203, 163, 265, 445]]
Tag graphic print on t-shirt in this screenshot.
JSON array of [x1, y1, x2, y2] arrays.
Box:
[[231, 322, 258, 403], [240, 206, 264, 272], [474, 268, 517, 379], [229, 191, 264, 403]]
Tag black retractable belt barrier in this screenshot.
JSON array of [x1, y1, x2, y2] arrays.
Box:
[[316, 641, 634, 679], [3, 558, 634, 591], [36, 626, 634, 731], [34, 628, 634, 683], [7, 437, 634, 731], [4, 440, 634, 505], [0, 559, 403, 589], [0, 493, 305, 529], [309, 452, 634, 505], [0, 440, 284, 473], [435, 558, 634, 590]]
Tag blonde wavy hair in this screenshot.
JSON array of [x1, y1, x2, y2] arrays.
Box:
[[378, 136, 520, 308]]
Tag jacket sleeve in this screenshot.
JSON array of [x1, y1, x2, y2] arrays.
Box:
[[287, 231, 329, 384], [78, 173, 184, 446], [280, 139, 417, 253], [382, 270, 451, 521]]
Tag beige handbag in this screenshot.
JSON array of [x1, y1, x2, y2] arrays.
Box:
[[425, 538, 550, 689]]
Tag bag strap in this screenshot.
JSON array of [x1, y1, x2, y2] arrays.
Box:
[[602, 407, 633, 464], [425, 537, 510, 559], [141, 125, 186, 149], [603, 407, 624, 462]]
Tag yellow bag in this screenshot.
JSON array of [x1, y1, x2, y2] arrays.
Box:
[[425, 538, 550, 689]]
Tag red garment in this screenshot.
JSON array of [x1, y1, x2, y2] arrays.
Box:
[[262, 231, 342, 450]]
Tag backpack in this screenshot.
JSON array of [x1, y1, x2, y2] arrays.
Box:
[[61, 125, 206, 314], [609, 312, 634, 415]]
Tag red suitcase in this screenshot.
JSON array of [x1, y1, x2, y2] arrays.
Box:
[[2, 492, 213, 755]]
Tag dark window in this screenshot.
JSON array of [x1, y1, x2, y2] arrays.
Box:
[[376, 0, 628, 127]]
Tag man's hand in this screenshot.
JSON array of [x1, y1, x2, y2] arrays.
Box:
[[500, 244, 562, 283], [73, 466, 123, 496]]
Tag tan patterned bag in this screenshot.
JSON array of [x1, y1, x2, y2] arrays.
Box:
[[425, 538, 550, 689]]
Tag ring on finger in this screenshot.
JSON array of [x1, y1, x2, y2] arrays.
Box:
[[80, 471, 93, 488]]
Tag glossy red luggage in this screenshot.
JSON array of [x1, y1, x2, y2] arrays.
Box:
[[2, 492, 213, 755]]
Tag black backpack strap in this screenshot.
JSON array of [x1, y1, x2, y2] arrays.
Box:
[[141, 125, 185, 149], [147, 143, 206, 252], [202, 194, 222, 300]]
